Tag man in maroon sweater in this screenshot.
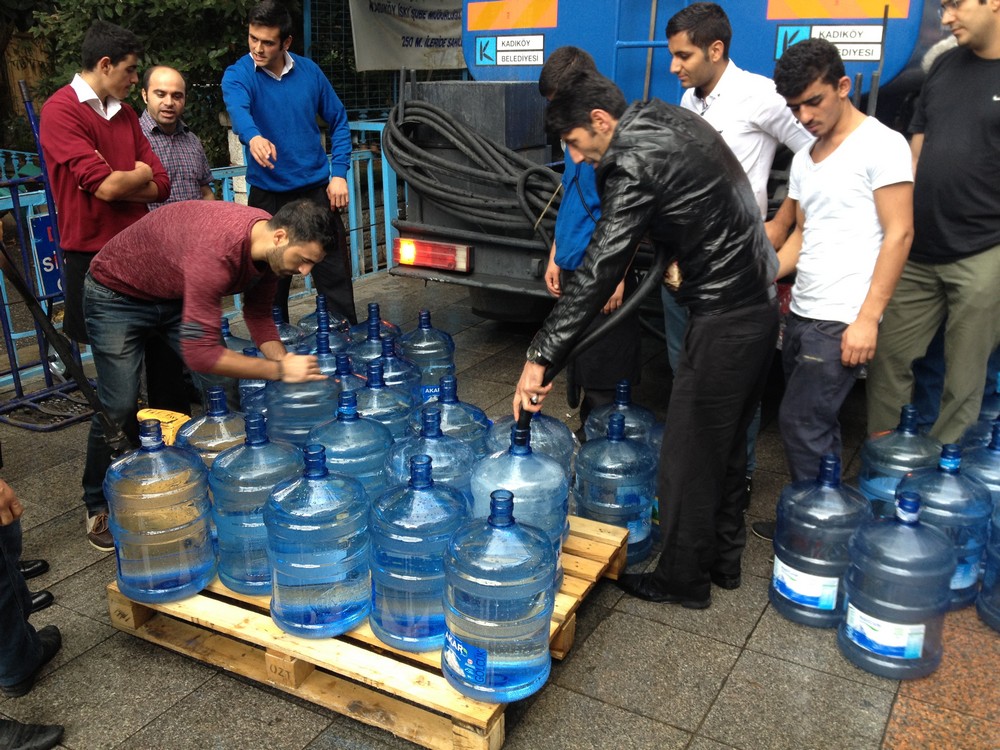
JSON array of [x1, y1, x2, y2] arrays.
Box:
[[81, 199, 331, 531], [39, 20, 170, 551]]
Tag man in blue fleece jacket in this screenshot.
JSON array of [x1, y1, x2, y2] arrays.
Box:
[[222, 0, 357, 325]]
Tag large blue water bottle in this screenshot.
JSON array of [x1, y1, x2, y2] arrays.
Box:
[[859, 404, 941, 518], [972, 422, 1000, 631], [175, 386, 246, 468], [308, 391, 394, 499], [264, 444, 370, 637], [297, 294, 349, 339], [965, 420, 1000, 504], [442, 490, 556, 703], [409, 375, 490, 458], [487, 412, 578, 477], [106, 419, 217, 603], [238, 347, 267, 411], [264, 357, 339, 448], [349, 301, 401, 341], [837, 491, 956, 679], [356, 360, 412, 439], [398, 309, 455, 402], [386, 407, 475, 506], [348, 311, 388, 373], [220, 317, 251, 352], [272, 306, 307, 349], [303, 306, 350, 356], [209, 414, 303, 595], [312, 329, 343, 376], [471, 412, 570, 584], [333, 352, 366, 393], [769, 454, 873, 627], [574, 413, 656, 564], [896, 444, 993, 609], [375, 337, 420, 405], [583, 379, 656, 444], [370, 455, 468, 651]]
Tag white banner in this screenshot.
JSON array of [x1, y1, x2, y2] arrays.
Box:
[[349, 0, 465, 71]]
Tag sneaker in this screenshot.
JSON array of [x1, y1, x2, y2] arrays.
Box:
[[751, 520, 775, 542], [0, 625, 62, 698], [86, 511, 114, 552]]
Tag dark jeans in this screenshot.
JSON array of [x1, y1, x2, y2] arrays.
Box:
[[651, 299, 779, 599], [248, 182, 357, 326], [779, 314, 862, 483], [0, 520, 43, 687]]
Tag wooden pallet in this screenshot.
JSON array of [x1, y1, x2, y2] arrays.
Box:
[[107, 515, 627, 750]]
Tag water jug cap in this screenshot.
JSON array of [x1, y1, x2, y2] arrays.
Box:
[[409, 454, 433, 488], [244, 413, 267, 444], [607, 413, 626, 440], [138, 419, 164, 449], [488, 489, 515, 526], [895, 490, 921, 523], [438, 375, 457, 402], [367, 360, 385, 387], [367, 302, 380, 318], [418, 309, 431, 328], [242, 346, 258, 358], [615, 379, 632, 406], [817, 454, 841, 486], [897, 404, 919, 435], [939, 444, 961, 472], [420, 407, 442, 436], [303, 444, 328, 478], [381, 337, 395, 356]]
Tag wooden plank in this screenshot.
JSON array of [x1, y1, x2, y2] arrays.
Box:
[[561, 534, 622, 564], [562, 554, 607, 581], [548, 612, 577, 661], [567, 516, 629, 547]]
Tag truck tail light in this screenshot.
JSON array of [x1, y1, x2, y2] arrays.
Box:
[[393, 238, 473, 273]]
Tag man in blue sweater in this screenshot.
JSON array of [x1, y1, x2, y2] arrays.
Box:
[[222, 0, 357, 325]]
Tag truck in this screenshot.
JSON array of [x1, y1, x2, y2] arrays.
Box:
[[385, 0, 945, 321]]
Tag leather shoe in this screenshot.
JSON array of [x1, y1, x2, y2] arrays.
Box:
[[30, 590, 54, 614], [0, 625, 62, 698], [615, 573, 710, 609], [18, 559, 49, 580], [710, 572, 742, 590], [0, 719, 63, 750]]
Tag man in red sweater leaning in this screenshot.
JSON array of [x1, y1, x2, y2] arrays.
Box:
[[39, 20, 170, 551], [81, 199, 331, 535]]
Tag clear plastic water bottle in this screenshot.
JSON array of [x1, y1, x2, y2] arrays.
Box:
[[471, 413, 570, 585], [264, 444, 370, 637], [769, 454, 873, 627], [333, 352, 366, 394], [375, 337, 420, 405], [347, 314, 386, 373], [386, 407, 475, 507], [837, 491, 956, 679], [409, 375, 491, 458], [297, 294, 349, 338], [175, 386, 246, 468], [264, 359, 339, 449], [271, 306, 307, 349], [976, 491, 1000, 632], [349, 301, 401, 341], [209, 414, 303, 595], [574, 413, 656, 565], [487, 412, 578, 477], [303, 307, 350, 356], [961, 414, 998, 451], [583, 379, 656, 444], [964, 420, 1000, 504], [896, 444, 993, 609], [370, 455, 468, 651], [308, 391, 394, 500], [356, 360, 412, 439], [398, 309, 455, 402], [220, 317, 252, 352], [442, 489, 556, 703], [238, 347, 267, 410], [859, 404, 941, 518], [105, 419, 217, 603], [312, 329, 343, 376]]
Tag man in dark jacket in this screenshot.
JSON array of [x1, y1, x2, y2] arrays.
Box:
[[515, 70, 779, 608]]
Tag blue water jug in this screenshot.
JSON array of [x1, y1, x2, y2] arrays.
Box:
[[349, 301, 401, 342], [896, 444, 993, 609], [220, 317, 251, 352], [209, 414, 303, 595], [175, 386, 246, 468], [398, 309, 455, 402], [442, 489, 556, 703], [583, 380, 656, 444], [837, 491, 956, 679], [370, 455, 468, 651], [375, 337, 420, 405], [386, 407, 475, 506], [964, 420, 1000, 504], [408, 375, 490, 458], [333, 352, 366, 394], [238, 347, 267, 410], [264, 360, 338, 448], [976, 490, 1000, 632], [308, 391, 394, 499], [356, 360, 412, 439], [574, 413, 656, 564], [312, 329, 344, 377], [303, 307, 350, 356], [272, 306, 306, 349], [264, 444, 370, 637], [487, 412, 578, 477], [471, 413, 570, 585], [769, 454, 873, 627], [105, 419, 217, 603], [297, 293, 350, 338], [961, 413, 999, 451], [347, 314, 387, 374], [859, 404, 941, 518]]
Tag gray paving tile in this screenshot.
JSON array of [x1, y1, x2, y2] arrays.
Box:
[[686, 738, 738, 750], [615, 571, 769, 648], [746, 467, 785, 520], [741, 520, 777, 581], [20, 509, 112, 582], [746, 605, 899, 691], [553, 611, 739, 732], [8, 454, 88, 525], [305, 714, 423, 749], [700, 650, 893, 750], [504, 683, 690, 750], [116, 672, 331, 750], [47, 555, 119, 625]]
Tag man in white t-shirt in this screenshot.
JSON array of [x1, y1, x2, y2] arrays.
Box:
[[773, 38, 913, 482]]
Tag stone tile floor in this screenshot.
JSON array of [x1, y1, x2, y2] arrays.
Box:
[[1, 272, 997, 749]]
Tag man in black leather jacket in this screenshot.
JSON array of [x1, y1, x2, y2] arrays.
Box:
[[515, 70, 779, 608]]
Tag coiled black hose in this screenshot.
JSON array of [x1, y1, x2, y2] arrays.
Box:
[[382, 99, 561, 248]]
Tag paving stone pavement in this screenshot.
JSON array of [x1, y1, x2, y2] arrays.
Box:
[[1, 272, 997, 750]]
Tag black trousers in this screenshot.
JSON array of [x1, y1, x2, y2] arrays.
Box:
[[248, 181, 358, 326], [652, 299, 779, 599]]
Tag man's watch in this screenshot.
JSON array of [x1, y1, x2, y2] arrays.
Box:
[[525, 346, 551, 367]]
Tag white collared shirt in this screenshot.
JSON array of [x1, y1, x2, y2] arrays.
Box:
[[681, 61, 813, 218], [69, 73, 122, 121], [255, 51, 295, 81]]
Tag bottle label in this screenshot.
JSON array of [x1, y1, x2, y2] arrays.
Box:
[[443, 630, 488, 686], [626, 513, 651, 544], [950, 560, 979, 590], [420, 384, 441, 400], [771, 557, 838, 610], [843, 603, 925, 659]]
